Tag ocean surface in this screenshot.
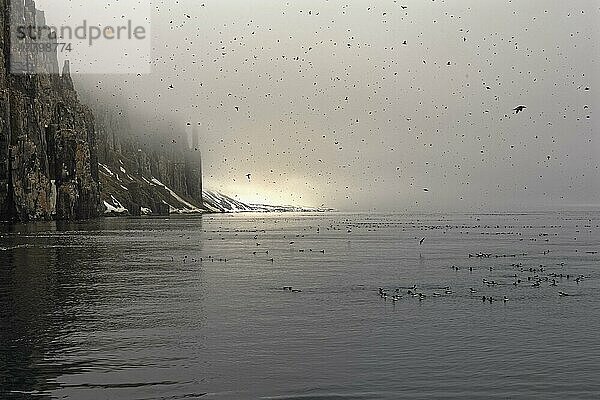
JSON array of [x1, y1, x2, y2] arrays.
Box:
[[1, 211, 599, 399]]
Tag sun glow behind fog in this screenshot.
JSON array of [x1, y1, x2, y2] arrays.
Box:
[[69, 0, 600, 212], [210, 179, 318, 207]]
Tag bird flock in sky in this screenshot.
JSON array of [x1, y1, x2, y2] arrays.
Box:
[[78, 1, 597, 210]]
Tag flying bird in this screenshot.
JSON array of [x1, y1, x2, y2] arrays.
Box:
[[246, 173, 251, 180], [419, 237, 426, 245], [513, 105, 527, 114]]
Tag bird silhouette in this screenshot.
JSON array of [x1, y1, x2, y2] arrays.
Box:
[[513, 105, 527, 114]]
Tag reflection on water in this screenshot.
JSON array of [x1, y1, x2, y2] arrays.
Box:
[[1, 217, 210, 399], [0, 221, 105, 399], [1, 213, 600, 399]]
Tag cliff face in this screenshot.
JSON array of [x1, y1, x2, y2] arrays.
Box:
[[1, 0, 203, 221], [85, 97, 203, 216], [0, 0, 101, 221]]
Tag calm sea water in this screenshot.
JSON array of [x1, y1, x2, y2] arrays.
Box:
[[1, 212, 599, 399]]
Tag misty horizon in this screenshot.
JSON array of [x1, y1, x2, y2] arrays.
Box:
[[36, 0, 598, 212], [3, 2, 600, 399]]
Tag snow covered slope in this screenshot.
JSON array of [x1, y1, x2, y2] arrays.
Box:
[[100, 160, 331, 215], [202, 190, 333, 213], [99, 161, 202, 216]]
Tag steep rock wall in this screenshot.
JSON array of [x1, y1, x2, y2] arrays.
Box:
[[0, 0, 100, 221], [90, 101, 204, 215]]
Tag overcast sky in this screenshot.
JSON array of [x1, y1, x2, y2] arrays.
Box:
[[40, 0, 600, 211]]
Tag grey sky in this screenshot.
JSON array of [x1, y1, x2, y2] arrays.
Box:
[[51, 0, 599, 211]]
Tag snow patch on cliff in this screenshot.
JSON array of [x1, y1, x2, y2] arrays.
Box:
[[151, 178, 202, 213], [202, 190, 333, 213], [103, 195, 128, 214], [99, 163, 115, 177]]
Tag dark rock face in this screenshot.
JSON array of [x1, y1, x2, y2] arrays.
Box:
[[0, 0, 101, 221], [87, 95, 203, 216], [1, 0, 202, 220]]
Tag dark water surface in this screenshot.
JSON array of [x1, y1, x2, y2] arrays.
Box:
[[1, 212, 599, 399]]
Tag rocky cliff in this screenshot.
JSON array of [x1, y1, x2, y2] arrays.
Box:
[[0, 0, 101, 221], [0, 0, 203, 221], [1, 0, 318, 220], [80, 94, 204, 216]]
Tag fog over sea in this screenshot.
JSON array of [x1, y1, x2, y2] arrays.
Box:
[[1, 211, 599, 399]]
